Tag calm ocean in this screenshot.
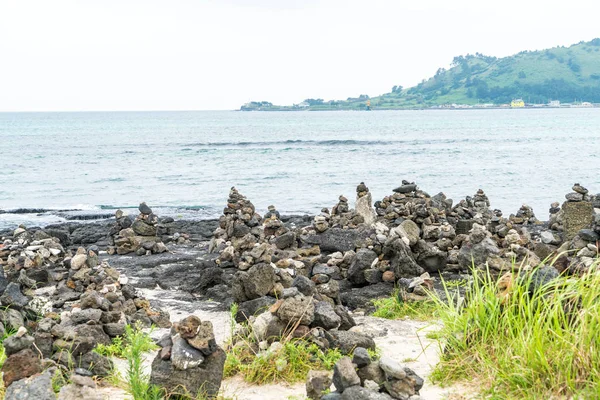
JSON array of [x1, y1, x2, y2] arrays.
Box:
[[1, 109, 599, 229]]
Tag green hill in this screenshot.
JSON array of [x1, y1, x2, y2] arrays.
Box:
[[379, 38, 600, 108], [241, 38, 600, 110]]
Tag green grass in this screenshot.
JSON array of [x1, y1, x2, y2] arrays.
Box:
[[225, 340, 343, 385], [430, 260, 600, 399], [372, 289, 439, 320], [0, 328, 17, 369], [121, 324, 162, 400], [224, 304, 344, 385], [95, 330, 158, 359]]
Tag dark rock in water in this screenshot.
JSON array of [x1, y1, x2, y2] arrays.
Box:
[[578, 229, 599, 242], [393, 184, 417, 194], [235, 296, 276, 323], [70, 223, 111, 245], [42, 228, 71, 246], [340, 282, 394, 310], [4, 370, 55, 400], [150, 347, 226, 398], [139, 202, 152, 215], [0, 283, 30, 310], [302, 228, 366, 253], [325, 330, 375, 354]]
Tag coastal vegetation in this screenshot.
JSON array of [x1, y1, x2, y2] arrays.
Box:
[[242, 38, 600, 110], [427, 262, 600, 399]]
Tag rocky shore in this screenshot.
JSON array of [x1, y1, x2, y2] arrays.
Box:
[[0, 182, 598, 398]]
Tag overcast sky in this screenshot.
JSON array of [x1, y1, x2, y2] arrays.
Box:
[[1, 0, 598, 111]]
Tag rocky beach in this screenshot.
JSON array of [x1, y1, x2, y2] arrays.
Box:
[[0, 181, 598, 399]]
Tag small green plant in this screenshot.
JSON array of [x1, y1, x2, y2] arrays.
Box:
[[372, 289, 438, 320], [430, 259, 600, 399], [0, 328, 18, 369], [51, 369, 69, 393], [227, 340, 343, 385], [122, 324, 161, 400], [224, 303, 344, 385], [94, 335, 126, 358], [367, 347, 381, 361]]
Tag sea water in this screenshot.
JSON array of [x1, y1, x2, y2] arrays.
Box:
[[1, 109, 599, 229]]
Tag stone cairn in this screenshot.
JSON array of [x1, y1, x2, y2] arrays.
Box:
[[108, 202, 169, 256], [202, 182, 600, 315], [212, 187, 266, 271], [355, 182, 376, 226], [150, 315, 226, 398], [306, 348, 424, 400], [0, 225, 171, 396]]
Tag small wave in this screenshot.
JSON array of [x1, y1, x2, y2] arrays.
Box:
[[185, 138, 500, 148], [91, 177, 126, 183]]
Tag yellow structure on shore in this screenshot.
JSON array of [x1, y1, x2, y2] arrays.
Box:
[[511, 99, 525, 108]]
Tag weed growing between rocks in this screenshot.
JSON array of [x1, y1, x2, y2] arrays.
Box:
[[430, 260, 600, 399], [0, 328, 16, 369], [371, 289, 438, 320], [225, 333, 344, 385], [224, 303, 345, 385]]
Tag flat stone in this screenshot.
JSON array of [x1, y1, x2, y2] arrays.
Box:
[[171, 334, 205, 370]]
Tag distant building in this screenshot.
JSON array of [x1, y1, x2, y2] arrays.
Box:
[[549, 100, 560, 107], [297, 102, 310, 108], [511, 99, 525, 108]]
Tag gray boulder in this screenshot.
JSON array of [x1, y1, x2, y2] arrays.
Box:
[[301, 228, 366, 253], [383, 238, 424, 278], [5, 371, 55, 400], [457, 237, 500, 269], [332, 357, 360, 392], [0, 283, 30, 310], [348, 249, 378, 285], [277, 295, 315, 326], [326, 330, 376, 354], [312, 301, 341, 330], [150, 347, 226, 398]]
